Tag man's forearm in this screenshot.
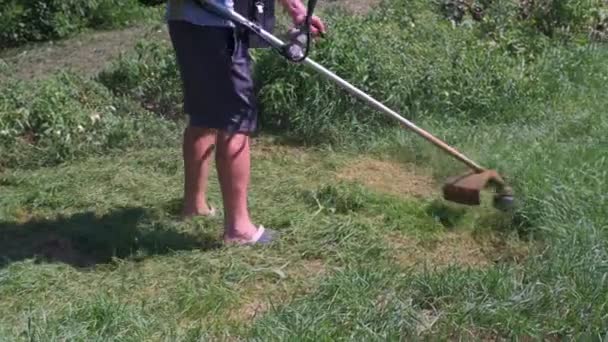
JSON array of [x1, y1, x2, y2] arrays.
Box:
[[277, 0, 307, 20]]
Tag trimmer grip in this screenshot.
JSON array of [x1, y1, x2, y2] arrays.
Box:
[[283, 26, 309, 61]]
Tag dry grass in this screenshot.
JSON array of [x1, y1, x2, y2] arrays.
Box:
[[386, 231, 530, 270], [336, 156, 437, 199]]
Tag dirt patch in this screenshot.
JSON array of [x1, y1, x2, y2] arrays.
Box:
[[387, 231, 529, 270], [415, 309, 442, 336], [0, 24, 169, 82], [239, 297, 272, 321], [336, 157, 437, 198], [297, 258, 327, 277]]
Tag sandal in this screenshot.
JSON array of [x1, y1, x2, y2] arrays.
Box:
[[224, 226, 278, 246]]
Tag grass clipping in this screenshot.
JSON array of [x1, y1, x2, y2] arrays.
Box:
[[336, 156, 436, 199], [387, 231, 530, 270]]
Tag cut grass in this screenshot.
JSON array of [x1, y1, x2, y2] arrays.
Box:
[[0, 139, 524, 340]]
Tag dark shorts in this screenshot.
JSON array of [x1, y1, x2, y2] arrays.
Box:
[[168, 20, 257, 133]]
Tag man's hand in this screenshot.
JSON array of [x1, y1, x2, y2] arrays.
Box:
[[292, 13, 326, 37], [279, 0, 326, 37]]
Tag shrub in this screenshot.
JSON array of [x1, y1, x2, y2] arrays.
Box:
[[520, 0, 606, 38], [434, 0, 608, 41], [252, 1, 576, 145], [0, 0, 153, 49], [97, 40, 183, 120], [0, 0, 87, 47], [0, 72, 178, 169], [86, 0, 147, 30]]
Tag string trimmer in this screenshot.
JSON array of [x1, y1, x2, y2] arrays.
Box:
[[193, 0, 515, 211]]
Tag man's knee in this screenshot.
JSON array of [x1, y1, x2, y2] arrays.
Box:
[[216, 131, 249, 155]]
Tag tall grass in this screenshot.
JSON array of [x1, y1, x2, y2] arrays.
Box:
[[97, 40, 183, 120], [0, 72, 179, 169], [254, 0, 605, 144]]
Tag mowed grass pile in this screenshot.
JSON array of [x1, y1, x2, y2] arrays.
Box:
[[1, 0, 608, 339]]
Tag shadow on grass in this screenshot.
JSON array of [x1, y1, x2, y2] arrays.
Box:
[[0, 206, 221, 269]]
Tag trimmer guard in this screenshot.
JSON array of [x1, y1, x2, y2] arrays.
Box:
[[442, 170, 505, 205]]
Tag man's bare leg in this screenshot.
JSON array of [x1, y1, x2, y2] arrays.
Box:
[[182, 126, 216, 217], [215, 131, 258, 243]]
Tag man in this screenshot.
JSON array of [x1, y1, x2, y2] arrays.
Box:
[[166, 0, 326, 245]]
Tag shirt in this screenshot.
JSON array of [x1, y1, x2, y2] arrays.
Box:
[[166, 0, 236, 27]]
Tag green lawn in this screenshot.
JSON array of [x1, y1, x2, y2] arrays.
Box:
[[2, 41, 607, 342], [1, 0, 608, 339], [1, 136, 531, 340]]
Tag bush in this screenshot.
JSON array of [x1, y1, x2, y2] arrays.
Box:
[[0, 72, 178, 169], [252, 1, 582, 145], [520, 0, 606, 38], [86, 0, 147, 30], [97, 40, 183, 120], [0, 0, 153, 49], [434, 0, 607, 40]]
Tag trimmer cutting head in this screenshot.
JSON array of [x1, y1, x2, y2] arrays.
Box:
[[442, 169, 514, 211]]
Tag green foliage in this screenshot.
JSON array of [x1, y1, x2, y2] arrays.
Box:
[[251, 0, 607, 146], [521, 0, 605, 38], [86, 0, 147, 30], [253, 4, 538, 144], [434, 0, 607, 40], [0, 0, 154, 49], [0, 72, 178, 169], [0, 0, 607, 337], [85, 0, 606, 149], [97, 40, 183, 120]]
